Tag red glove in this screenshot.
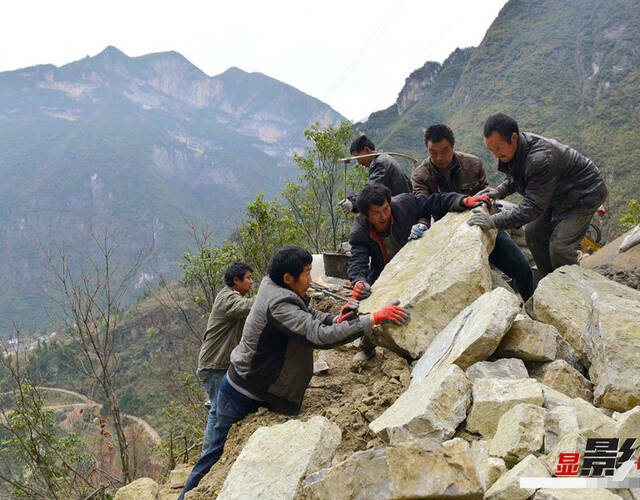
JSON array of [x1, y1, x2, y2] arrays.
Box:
[[462, 194, 491, 209], [372, 302, 410, 326], [597, 207, 606, 218], [352, 281, 372, 300], [338, 299, 359, 323]]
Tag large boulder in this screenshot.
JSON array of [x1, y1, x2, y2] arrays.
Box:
[[544, 405, 580, 453], [484, 454, 550, 500], [470, 440, 507, 492], [529, 360, 593, 402], [466, 358, 529, 381], [358, 209, 496, 359], [304, 438, 483, 499], [411, 288, 521, 385], [532, 265, 640, 411], [369, 364, 471, 444], [114, 478, 159, 500], [496, 314, 557, 362], [466, 378, 544, 437], [616, 406, 640, 443], [490, 403, 546, 467], [167, 464, 191, 489], [217, 416, 340, 500]]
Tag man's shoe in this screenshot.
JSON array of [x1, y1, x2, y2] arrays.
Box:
[[352, 348, 376, 363]]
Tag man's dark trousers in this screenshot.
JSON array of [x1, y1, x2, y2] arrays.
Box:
[[524, 208, 594, 277], [490, 230, 537, 301], [179, 374, 261, 500]]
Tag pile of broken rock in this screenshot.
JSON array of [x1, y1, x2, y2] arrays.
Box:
[[119, 210, 640, 500]]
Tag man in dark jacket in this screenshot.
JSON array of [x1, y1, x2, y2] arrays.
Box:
[[196, 262, 254, 453], [469, 113, 608, 276], [412, 124, 535, 302], [338, 135, 412, 214], [179, 246, 409, 499], [347, 183, 489, 361]]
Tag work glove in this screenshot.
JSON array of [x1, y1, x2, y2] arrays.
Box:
[[338, 199, 353, 215], [352, 281, 371, 300], [467, 208, 496, 230], [408, 223, 428, 240], [372, 301, 411, 326], [477, 187, 501, 199], [337, 298, 359, 323], [461, 194, 491, 209]]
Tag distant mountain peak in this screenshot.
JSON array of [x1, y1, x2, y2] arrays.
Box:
[[96, 45, 128, 59]]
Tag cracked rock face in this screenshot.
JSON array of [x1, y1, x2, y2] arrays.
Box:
[[466, 378, 544, 438], [489, 403, 546, 467], [359, 209, 496, 360], [533, 265, 640, 411], [369, 364, 471, 444], [217, 416, 341, 500], [411, 287, 521, 386], [304, 438, 483, 500]]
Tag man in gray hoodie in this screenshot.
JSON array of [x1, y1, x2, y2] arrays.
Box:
[[179, 246, 409, 499]]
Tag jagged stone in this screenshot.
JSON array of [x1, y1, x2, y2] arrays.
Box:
[[466, 378, 544, 437], [570, 396, 617, 438], [470, 440, 507, 492], [533, 265, 640, 411], [534, 489, 624, 499], [616, 406, 640, 443], [114, 478, 159, 500], [304, 438, 483, 499], [466, 358, 528, 381], [544, 405, 580, 453], [496, 314, 557, 362], [158, 488, 179, 500], [545, 431, 587, 475], [541, 384, 576, 409], [411, 288, 521, 385], [218, 416, 340, 500], [358, 209, 496, 359], [167, 463, 191, 489], [490, 403, 545, 466], [485, 454, 550, 500], [529, 360, 593, 402], [369, 364, 471, 444], [555, 334, 585, 373]]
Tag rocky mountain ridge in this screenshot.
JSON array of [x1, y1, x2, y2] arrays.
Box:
[[0, 46, 345, 333]]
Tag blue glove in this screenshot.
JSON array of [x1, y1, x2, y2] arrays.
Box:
[[408, 223, 428, 240]]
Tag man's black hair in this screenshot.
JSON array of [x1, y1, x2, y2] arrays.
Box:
[[424, 124, 455, 146], [224, 262, 253, 287], [268, 246, 313, 288], [357, 183, 392, 215], [483, 113, 519, 142], [350, 135, 376, 154]]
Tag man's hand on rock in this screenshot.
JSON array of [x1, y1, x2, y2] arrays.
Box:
[[352, 281, 371, 300], [372, 301, 410, 326], [467, 209, 496, 230], [337, 298, 359, 323], [338, 199, 353, 215], [461, 194, 491, 209], [408, 223, 428, 240], [477, 187, 501, 199]]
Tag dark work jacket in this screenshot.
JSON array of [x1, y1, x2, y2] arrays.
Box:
[[493, 133, 607, 229], [348, 153, 412, 212], [347, 192, 465, 285], [411, 152, 488, 196], [228, 277, 371, 415]]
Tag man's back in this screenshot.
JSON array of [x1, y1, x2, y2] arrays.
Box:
[[369, 153, 412, 195]]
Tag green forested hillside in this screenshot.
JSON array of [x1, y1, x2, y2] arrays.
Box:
[[357, 0, 640, 231]]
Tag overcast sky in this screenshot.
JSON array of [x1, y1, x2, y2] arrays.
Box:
[[1, 0, 508, 121]]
